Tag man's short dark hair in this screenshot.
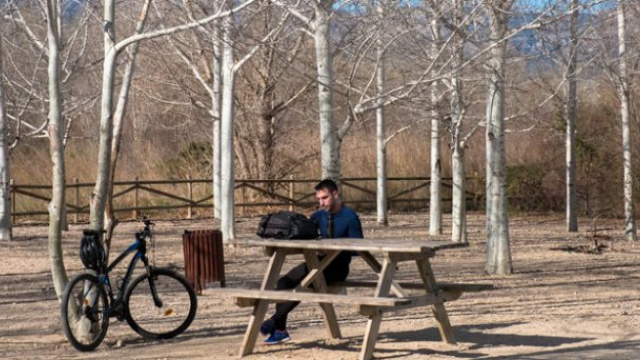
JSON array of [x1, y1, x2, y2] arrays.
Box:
[[315, 179, 338, 193]]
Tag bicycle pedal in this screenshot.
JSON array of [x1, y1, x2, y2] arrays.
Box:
[[110, 301, 125, 319]]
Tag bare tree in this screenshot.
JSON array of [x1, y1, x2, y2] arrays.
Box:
[[270, 0, 349, 180], [565, 0, 579, 232], [313, 0, 340, 180], [212, 15, 223, 220], [450, 0, 467, 243], [484, 0, 514, 275], [3, 0, 104, 297], [104, 0, 152, 250], [45, 0, 68, 298], [219, 1, 291, 242], [519, 1, 605, 228], [0, 10, 11, 241], [6, 0, 101, 142], [88, 0, 258, 234], [617, 0, 637, 241], [374, 2, 388, 226], [220, 5, 236, 241], [163, 1, 310, 219], [161, 0, 225, 219], [429, 16, 443, 236]]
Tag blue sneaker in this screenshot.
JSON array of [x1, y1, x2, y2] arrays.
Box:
[[260, 319, 275, 335], [263, 330, 291, 345]]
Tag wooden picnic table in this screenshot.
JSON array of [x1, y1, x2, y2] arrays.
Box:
[[218, 237, 481, 360]]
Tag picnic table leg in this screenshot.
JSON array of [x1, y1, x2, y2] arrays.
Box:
[[239, 249, 287, 357], [416, 259, 456, 344], [358, 251, 408, 298], [360, 255, 396, 360], [303, 251, 342, 339]]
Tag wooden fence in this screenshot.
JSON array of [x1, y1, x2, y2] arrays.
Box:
[[10, 176, 481, 223]]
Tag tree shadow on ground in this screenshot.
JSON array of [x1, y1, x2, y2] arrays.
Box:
[[118, 324, 250, 348], [381, 321, 590, 349], [259, 321, 593, 359], [483, 339, 640, 360]]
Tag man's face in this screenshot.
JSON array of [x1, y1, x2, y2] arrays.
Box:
[[316, 188, 338, 212]]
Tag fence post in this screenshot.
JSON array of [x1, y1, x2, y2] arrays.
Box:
[[289, 174, 294, 212], [187, 175, 193, 219], [10, 179, 15, 224], [133, 177, 139, 219], [73, 178, 79, 223]]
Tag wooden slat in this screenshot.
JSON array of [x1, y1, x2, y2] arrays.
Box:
[[358, 252, 408, 298], [211, 288, 409, 308], [208, 231, 216, 283], [110, 185, 137, 199], [388, 182, 429, 201], [232, 238, 468, 254], [359, 291, 461, 316], [340, 180, 376, 196], [215, 230, 225, 287], [298, 251, 340, 289], [331, 280, 493, 292], [194, 194, 213, 205], [136, 185, 194, 204], [11, 176, 482, 224], [13, 188, 51, 202], [239, 182, 295, 203]]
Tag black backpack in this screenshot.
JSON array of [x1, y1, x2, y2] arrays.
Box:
[[256, 211, 319, 240]]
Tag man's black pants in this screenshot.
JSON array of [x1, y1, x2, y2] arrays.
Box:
[[270, 253, 351, 331]]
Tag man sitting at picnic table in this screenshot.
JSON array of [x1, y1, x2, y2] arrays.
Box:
[[260, 178, 364, 345]]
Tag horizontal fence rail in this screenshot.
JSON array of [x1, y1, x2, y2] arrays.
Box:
[[10, 177, 482, 223]]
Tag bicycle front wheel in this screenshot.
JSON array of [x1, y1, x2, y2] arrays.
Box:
[[124, 268, 197, 339], [60, 273, 109, 351]]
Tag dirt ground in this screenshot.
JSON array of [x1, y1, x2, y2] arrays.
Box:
[[2, 212, 640, 360]]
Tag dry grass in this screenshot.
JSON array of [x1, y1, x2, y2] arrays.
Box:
[[7, 86, 631, 220]]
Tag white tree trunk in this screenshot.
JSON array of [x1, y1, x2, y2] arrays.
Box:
[[0, 28, 11, 241], [485, 2, 513, 275], [375, 3, 387, 226], [220, 13, 236, 242], [45, 0, 68, 298], [450, 0, 466, 243], [212, 19, 223, 220], [617, 0, 637, 241], [89, 0, 116, 232], [451, 143, 466, 242], [106, 0, 150, 248], [313, 0, 340, 180], [565, 0, 578, 232], [429, 17, 442, 236]]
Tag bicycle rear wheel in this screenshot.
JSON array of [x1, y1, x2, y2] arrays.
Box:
[[124, 268, 197, 339], [61, 273, 109, 351]]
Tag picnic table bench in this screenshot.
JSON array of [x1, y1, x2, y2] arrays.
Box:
[[215, 237, 491, 360]]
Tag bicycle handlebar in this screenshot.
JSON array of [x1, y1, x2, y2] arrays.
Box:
[[136, 217, 154, 240], [143, 216, 153, 228]]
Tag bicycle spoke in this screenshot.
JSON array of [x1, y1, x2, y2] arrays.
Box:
[[125, 269, 197, 339], [61, 274, 109, 351]]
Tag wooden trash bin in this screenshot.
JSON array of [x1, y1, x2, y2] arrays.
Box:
[[182, 229, 225, 294]]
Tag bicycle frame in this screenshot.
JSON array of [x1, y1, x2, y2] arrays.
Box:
[[100, 235, 150, 305]]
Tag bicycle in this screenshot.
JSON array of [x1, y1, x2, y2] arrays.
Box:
[[60, 218, 197, 351]]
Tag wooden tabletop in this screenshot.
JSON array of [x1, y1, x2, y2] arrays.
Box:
[[231, 236, 468, 254]]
